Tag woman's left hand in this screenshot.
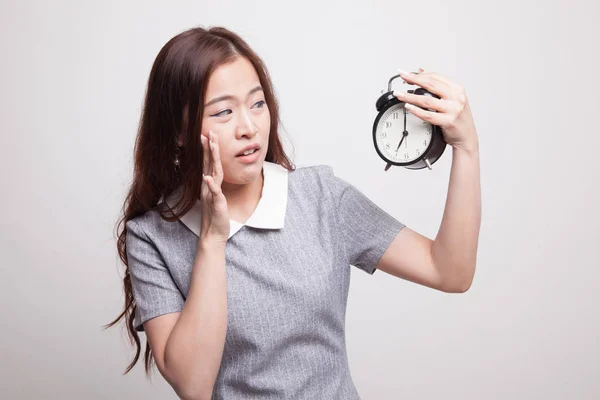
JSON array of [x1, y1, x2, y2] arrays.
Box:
[[393, 68, 479, 154]]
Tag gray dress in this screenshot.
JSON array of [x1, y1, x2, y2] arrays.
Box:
[[125, 162, 406, 399]]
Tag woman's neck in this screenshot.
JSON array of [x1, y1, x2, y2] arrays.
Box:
[[221, 168, 264, 224]]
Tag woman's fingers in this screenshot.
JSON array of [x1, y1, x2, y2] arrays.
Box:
[[203, 174, 214, 194], [203, 173, 223, 196], [200, 135, 210, 199], [201, 134, 209, 175], [201, 130, 225, 197], [209, 132, 216, 177], [210, 133, 223, 186], [393, 90, 454, 113]]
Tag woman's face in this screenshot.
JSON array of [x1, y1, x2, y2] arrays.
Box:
[[200, 57, 271, 186]]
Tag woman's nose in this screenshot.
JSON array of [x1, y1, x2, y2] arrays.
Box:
[[236, 109, 258, 138]]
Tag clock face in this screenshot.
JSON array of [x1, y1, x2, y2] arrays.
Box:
[[374, 103, 433, 164]]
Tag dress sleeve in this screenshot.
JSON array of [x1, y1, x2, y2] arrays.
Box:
[[125, 219, 185, 331], [324, 166, 406, 275]]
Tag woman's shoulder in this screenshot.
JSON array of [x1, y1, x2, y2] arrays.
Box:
[[289, 163, 351, 194], [286, 163, 352, 208], [125, 203, 176, 240], [289, 163, 336, 184], [291, 163, 332, 173]]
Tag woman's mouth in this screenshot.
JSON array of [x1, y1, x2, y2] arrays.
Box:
[[235, 148, 260, 163]]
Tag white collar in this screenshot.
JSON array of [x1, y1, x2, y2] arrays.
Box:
[[163, 161, 289, 240]]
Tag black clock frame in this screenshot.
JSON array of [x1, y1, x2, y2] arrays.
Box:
[[372, 75, 447, 170]]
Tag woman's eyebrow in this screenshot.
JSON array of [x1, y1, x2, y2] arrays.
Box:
[[204, 85, 263, 107]]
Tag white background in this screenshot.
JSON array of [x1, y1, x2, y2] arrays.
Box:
[[1, 0, 599, 399]]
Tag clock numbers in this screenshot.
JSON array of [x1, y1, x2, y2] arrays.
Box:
[[376, 105, 435, 164]]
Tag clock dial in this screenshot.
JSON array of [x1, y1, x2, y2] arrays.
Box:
[[375, 103, 432, 163]]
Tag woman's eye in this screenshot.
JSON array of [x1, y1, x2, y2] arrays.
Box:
[[212, 101, 266, 117], [214, 109, 231, 117]]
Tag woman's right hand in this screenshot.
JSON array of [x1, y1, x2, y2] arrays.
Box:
[[199, 130, 230, 245]]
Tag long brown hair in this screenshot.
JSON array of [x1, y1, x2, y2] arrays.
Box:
[[103, 26, 295, 376]]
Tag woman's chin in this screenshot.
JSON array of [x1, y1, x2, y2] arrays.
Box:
[[223, 159, 264, 185]]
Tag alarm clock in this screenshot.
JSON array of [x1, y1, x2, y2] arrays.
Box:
[[373, 72, 447, 171]]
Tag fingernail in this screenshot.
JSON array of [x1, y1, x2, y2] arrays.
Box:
[[393, 90, 405, 98], [398, 69, 414, 76], [404, 103, 415, 110]]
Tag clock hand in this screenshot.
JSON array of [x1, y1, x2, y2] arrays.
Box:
[[403, 102, 407, 132], [403, 104, 410, 149], [395, 134, 405, 153], [395, 105, 409, 152]]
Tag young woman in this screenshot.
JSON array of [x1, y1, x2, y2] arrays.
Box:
[[106, 26, 481, 399]]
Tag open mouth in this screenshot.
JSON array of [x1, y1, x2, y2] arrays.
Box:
[[236, 149, 259, 157], [236, 148, 260, 163]]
